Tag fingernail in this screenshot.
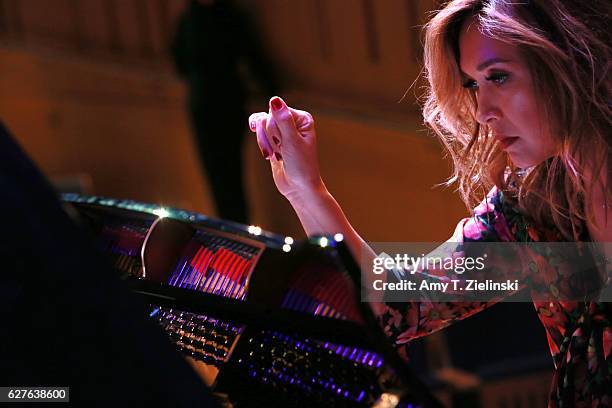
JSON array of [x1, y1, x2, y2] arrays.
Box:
[[271, 97, 283, 111], [274, 152, 282, 161], [260, 147, 270, 159], [272, 136, 280, 145]]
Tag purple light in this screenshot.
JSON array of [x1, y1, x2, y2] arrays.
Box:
[[357, 391, 365, 402], [222, 279, 237, 297], [361, 352, 370, 364], [344, 390, 349, 398]]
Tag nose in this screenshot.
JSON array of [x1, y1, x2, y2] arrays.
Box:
[[475, 91, 502, 125]]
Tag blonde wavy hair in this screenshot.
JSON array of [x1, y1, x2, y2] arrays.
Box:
[[422, 0, 611, 240]]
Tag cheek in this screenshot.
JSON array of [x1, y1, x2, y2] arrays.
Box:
[[506, 88, 554, 153], [507, 89, 539, 132]]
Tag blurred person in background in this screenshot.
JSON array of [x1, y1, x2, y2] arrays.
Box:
[[172, 0, 280, 224]]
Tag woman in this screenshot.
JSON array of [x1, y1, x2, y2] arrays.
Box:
[[248, 0, 611, 405]]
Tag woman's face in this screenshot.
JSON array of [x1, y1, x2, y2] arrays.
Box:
[[458, 17, 557, 168]]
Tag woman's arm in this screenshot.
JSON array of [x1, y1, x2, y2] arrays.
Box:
[[248, 96, 384, 307], [284, 184, 385, 308], [248, 98, 530, 344]]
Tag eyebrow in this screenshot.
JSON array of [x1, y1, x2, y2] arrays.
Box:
[[476, 57, 511, 71]]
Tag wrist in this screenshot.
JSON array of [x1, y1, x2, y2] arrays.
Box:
[[285, 179, 328, 206]]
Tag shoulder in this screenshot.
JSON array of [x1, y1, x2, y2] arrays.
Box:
[[460, 186, 536, 242], [450, 187, 505, 242]]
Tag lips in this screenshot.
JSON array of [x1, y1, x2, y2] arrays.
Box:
[[497, 136, 519, 149]]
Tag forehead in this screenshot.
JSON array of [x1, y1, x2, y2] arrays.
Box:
[[458, 17, 519, 73]]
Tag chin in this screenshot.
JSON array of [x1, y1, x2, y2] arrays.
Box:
[[509, 155, 541, 169]]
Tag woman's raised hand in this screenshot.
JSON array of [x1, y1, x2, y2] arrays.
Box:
[[248, 96, 324, 200], [249, 97, 375, 277]]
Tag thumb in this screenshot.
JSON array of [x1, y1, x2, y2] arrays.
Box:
[[288, 107, 315, 138], [269, 96, 300, 139]]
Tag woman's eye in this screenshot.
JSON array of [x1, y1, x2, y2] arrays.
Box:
[[486, 72, 509, 84], [462, 72, 508, 90], [462, 79, 478, 90], [462, 73, 509, 90]]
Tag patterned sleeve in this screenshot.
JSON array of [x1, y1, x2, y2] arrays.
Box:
[[377, 187, 532, 347]]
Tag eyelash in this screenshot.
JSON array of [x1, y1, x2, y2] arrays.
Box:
[[462, 73, 509, 90]]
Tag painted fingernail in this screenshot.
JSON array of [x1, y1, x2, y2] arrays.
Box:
[[260, 147, 270, 159], [274, 152, 282, 161], [272, 136, 281, 145], [271, 97, 283, 111]]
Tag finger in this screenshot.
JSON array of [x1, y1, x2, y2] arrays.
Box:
[[265, 116, 283, 150], [269, 96, 301, 140], [271, 149, 283, 162], [248, 112, 267, 132], [255, 116, 273, 160], [268, 98, 315, 142], [251, 111, 279, 156], [287, 107, 315, 134], [253, 111, 279, 154]]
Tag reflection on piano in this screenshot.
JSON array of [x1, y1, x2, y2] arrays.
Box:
[[63, 194, 441, 408]]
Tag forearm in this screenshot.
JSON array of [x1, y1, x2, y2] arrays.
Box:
[[285, 184, 385, 309]]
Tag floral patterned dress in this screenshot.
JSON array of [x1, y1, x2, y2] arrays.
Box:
[[378, 187, 611, 407]]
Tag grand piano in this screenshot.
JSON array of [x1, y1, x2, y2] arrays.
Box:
[[62, 194, 441, 408]]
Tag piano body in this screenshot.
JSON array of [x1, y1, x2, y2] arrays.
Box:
[[62, 194, 441, 408]]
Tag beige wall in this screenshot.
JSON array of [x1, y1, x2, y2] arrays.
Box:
[[0, 44, 467, 242], [253, 0, 438, 112], [0, 46, 213, 212], [0, 0, 468, 243]]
